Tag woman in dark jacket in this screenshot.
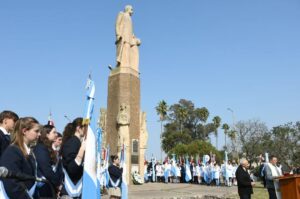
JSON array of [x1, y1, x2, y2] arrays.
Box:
[[0, 117, 40, 199], [60, 117, 86, 199], [34, 124, 63, 198]]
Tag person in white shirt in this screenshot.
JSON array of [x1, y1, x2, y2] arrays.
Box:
[[227, 161, 233, 186], [195, 163, 201, 184], [213, 163, 221, 186], [155, 162, 163, 182], [265, 155, 282, 199], [232, 160, 238, 186]]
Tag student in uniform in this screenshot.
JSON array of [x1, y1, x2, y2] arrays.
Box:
[[108, 155, 123, 199], [60, 117, 86, 199], [0, 110, 19, 157], [34, 124, 63, 198], [0, 117, 40, 199]]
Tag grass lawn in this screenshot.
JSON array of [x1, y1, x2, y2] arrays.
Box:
[[252, 183, 268, 199]]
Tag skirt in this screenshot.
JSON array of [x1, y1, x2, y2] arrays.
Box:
[[108, 187, 121, 197]]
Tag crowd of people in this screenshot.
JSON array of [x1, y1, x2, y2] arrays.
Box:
[[0, 110, 86, 199], [144, 157, 240, 187], [0, 110, 298, 199], [0, 110, 124, 199]]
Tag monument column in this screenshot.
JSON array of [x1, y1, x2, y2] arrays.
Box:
[[106, 4, 143, 185]]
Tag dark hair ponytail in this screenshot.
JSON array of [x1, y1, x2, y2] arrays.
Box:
[[61, 117, 83, 152]]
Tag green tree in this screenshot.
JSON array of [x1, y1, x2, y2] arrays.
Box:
[[170, 140, 222, 163], [235, 119, 269, 166], [268, 122, 300, 167], [160, 99, 224, 155]]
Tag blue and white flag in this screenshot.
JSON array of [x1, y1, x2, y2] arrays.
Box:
[[82, 76, 101, 199], [185, 156, 192, 182], [224, 151, 229, 182], [104, 146, 110, 187], [120, 145, 128, 199]]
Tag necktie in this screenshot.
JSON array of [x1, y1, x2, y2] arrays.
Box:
[[4, 134, 11, 142]]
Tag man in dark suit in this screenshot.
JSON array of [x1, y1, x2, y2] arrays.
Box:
[[0, 110, 19, 157], [235, 158, 255, 199]]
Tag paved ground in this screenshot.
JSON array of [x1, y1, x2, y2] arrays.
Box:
[[102, 183, 239, 199]]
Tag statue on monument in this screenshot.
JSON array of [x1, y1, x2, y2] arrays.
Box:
[[115, 5, 141, 72], [117, 103, 130, 149]]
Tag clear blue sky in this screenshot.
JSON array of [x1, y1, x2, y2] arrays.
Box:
[[1, 1, 299, 159]]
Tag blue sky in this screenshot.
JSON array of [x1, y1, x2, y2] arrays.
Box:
[[1, 1, 299, 158]]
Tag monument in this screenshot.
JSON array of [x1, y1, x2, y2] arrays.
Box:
[[100, 5, 148, 184]]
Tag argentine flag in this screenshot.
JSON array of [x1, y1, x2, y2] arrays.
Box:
[[120, 145, 128, 199], [185, 157, 192, 182], [104, 146, 110, 187], [224, 151, 229, 183], [81, 76, 101, 199]]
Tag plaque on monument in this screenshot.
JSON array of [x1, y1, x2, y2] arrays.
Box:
[[132, 139, 139, 154], [131, 155, 139, 164]]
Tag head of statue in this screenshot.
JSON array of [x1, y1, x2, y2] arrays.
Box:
[[124, 5, 133, 16]]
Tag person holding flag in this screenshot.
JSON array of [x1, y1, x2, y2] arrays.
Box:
[[81, 75, 102, 199], [185, 156, 192, 183], [108, 155, 123, 199], [60, 117, 86, 199]]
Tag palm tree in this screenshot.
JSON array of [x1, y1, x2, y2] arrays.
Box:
[[212, 116, 221, 149], [177, 106, 188, 133], [156, 100, 168, 161], [222, 123, 230, 150], [198, 107, 209, 139], [228, 130, 236, 154]]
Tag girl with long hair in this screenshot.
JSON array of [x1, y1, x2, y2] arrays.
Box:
[[33, 124, 63, 198], [0, 117, 40, 199], [60, 117, 86, 199]]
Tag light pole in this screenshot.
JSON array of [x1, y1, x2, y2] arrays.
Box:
[[227, 108, 238, 159], [227, 108, 235, 128]]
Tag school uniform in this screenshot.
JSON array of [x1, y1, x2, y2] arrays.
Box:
[[0, 144, 38, 199], [0, 127, 11, 157], [60, 136, 83, 197], [33, 142, 63, 198], [108, 164, 123, 197]]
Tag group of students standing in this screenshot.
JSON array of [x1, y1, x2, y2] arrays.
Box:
[[145, 158, 239, 187], [0, 110, 86, 199]]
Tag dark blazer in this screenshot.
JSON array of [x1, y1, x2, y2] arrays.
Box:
[[61, 136, 83, 183], [0, 129, 11, 157], [108, 164, 123, 188], [33, 142, 63, 197], [0, 145, 37, 199], [235, 165, 253, 196]]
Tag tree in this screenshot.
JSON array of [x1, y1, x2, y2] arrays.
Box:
[[222, 123, 230, 150], [234, 119, 269, 166], [212, 116, 221, 149], [159, 99, 224, 155], [169, 140, 222, 162], [268, 122, 300, 167], [156, 100, 168, 161]]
